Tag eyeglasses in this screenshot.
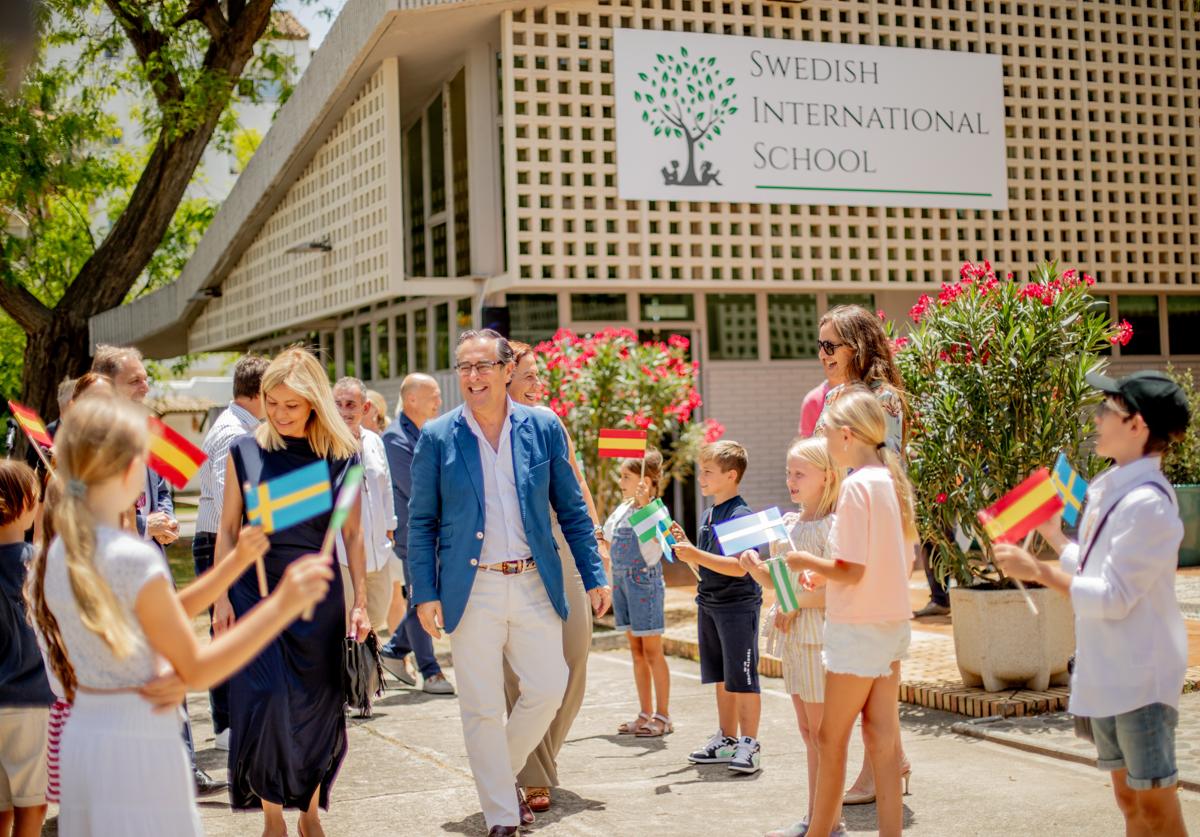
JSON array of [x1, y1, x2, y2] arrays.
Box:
[[454, 360, 506, 377], [817, 340, 849, 356]]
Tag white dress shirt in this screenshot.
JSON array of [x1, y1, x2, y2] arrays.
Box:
[[337, 428, 398, 573], [196, 402, 260, 534], [464, 399, 531, 564], [1058, 456, 1187, 717]]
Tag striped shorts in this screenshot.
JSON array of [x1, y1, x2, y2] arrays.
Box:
[[46, 698, 71, 804]]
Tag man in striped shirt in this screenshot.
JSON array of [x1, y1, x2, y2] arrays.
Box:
[[192, 355, 268, 751]]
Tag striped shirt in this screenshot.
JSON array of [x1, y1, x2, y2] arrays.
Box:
[[196, 402, 260, 534]]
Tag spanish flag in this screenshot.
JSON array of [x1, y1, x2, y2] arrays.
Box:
[[7, 401, 53, 449], [598, 428, 648, 459], [976, 468, 1064, 545], [147, 417, 207, 489]]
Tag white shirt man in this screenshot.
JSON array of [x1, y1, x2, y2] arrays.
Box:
[[333, 377, 398, 631]]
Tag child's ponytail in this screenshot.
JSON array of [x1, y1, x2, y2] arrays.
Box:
[[823, 385, 918, 542], [48, 395, 150, 663], [25, 476, 77, 700]]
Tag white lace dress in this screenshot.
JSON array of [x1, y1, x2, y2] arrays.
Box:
[[762, 512, 834, 701], [42, 526, 202, 837]]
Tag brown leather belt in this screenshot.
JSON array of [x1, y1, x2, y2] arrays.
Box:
[[478, 558, 538, 575]]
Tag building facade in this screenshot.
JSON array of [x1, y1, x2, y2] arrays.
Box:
[[92, 0, 1200, 509]]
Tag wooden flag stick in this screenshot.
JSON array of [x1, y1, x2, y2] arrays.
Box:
[[243, 482, 269, 598], [1012, 531, 1040, 616]]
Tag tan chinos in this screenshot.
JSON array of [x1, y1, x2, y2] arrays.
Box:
[[503, 527, 593, 788]]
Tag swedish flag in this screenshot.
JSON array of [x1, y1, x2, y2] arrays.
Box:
[[1051, 453, 1088, 528], [243, 460, 333, 534]]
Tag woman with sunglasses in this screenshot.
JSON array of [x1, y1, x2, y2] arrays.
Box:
[[812, 305, 914, 809]]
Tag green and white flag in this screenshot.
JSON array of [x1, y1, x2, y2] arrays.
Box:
[[766, 557, 800, 613], [325, 464, 365, 546], [629, 499, 674, 545]]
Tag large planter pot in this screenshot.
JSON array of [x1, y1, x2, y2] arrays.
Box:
[[949, 586, 1074, 693], [1174, 485, 1200, 568]]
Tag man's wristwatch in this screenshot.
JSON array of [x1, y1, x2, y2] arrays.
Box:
[[593, 525, 605, 540]]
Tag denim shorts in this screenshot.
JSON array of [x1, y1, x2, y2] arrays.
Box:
[[1091, 702, 1179, 790], [612, 562, 665, 637]]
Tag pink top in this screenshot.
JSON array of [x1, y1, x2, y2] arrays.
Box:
[[825, 466, 914, 624], [798, 382, 830, 438]]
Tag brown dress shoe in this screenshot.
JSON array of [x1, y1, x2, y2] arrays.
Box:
[[517, 783, 535, 825], [487, 827, 519, 836]]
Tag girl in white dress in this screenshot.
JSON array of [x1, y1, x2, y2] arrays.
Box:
[[25, 394, 333, 836], [741, 437, 841, 837]]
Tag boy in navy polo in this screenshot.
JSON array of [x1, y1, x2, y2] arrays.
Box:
[[671, 440, 764, 775]]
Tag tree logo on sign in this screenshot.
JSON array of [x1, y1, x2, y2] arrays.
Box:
[[634, 47, 738, 187]]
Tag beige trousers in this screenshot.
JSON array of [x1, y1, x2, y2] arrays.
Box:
[[339, 564, 393, 632], [503, 537, 593, 788]]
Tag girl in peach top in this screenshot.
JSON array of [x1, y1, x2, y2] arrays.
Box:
[[785, 386, 918, 837]]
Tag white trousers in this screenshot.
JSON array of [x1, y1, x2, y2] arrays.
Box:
[[449, 569, 568, 828]]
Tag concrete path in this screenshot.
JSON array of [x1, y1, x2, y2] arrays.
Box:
[[106, 650, 1200, 836]]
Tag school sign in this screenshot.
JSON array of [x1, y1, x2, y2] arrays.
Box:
[[613, 29, 1007, 210]]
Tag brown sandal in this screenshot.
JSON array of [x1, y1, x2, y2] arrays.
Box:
[[525, 786, 551, 812], [635, 713, 674, 737], [618, 711, 651, 734]]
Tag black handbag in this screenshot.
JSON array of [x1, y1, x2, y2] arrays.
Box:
[[343, 630, 384, 718]]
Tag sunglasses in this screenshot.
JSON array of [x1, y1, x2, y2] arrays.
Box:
[[1095, 399, 1133, 422], [817, 339, 849, 356]]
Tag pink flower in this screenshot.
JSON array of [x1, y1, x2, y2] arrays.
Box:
[[935, 493, 948, 504], [668, 333, 690, 351], [703, 419, 725, 444], [1110, 319, 1134, 347], [909, 294, 932, 322], [1062, 269, 1078, 283], [876, 309, 887, 321], [890, 336, 909, 353], [1082, 272, 1096, 287]]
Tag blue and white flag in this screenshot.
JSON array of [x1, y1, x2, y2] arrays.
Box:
[[713, 507, 789, 555], [1051, 452, 1088, 527]]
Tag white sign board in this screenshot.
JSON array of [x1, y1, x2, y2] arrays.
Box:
[[614, 29, 1007, 210]]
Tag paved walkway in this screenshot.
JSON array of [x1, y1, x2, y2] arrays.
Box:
[[45, 650, 1198, 837]]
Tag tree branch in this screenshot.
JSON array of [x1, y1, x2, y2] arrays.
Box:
[[173, 0, 229, 39], [103, 0, 184, 106], [0, 269, 52, 333]]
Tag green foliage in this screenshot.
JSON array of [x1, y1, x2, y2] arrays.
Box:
[[0, 315, 26, 403], [1161, 365, 1200, 485], [231, 127, 263, 173], [0, 1, 306, 317], [534, 328, 723, 519], [635, 47, 737, 149], [895, 262, 1123, 588]]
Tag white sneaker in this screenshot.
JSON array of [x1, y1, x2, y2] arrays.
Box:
[[765, 817, 808, 837], [214, 729, 230, 751], [728, 736, 761, 774]]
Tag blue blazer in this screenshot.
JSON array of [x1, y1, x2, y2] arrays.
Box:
[[408, 403, 606, 633]]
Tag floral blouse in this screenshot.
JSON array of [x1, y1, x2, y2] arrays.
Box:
[[813, 379, 905, 458]]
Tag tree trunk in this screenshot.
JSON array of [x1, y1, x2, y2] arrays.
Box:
[[19, 311, 92, 424], [680, 134, 701, 185]]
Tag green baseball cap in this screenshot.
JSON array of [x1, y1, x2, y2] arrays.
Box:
[[1085, 370, 1191, 438]]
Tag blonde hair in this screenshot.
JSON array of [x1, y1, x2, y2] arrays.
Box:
[[255, 347, 357, 459], [786, 437, 841, 519], [823, 385, 918, 542], [620, 448, 664, 494], [699, 439, 748, 482], [365, 389, 389, 431], [27, 396, 148, 695]]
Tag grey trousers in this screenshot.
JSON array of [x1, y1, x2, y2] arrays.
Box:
[[503, 543, 592, 788]]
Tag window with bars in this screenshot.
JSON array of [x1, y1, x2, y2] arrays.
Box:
[[405, 68, 471, 278]]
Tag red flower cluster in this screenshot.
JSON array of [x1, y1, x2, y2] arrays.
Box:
[[622, 410, 653, 430], [703, 419, 726, 444], [1110, 319, 1134, 347], [909, 294, 933, 322], [934, 492, 948, 504]]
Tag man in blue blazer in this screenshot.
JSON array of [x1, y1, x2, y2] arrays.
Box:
[[409, 330, 610, 837]]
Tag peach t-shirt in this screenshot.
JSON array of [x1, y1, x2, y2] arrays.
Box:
[[826, 466, 914, 624]]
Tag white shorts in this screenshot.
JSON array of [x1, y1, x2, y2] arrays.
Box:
[[389, 555, 406, 586], [822, 620, 911, 679]]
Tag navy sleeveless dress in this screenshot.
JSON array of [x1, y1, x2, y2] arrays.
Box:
[[227, 434, 357, 811]]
